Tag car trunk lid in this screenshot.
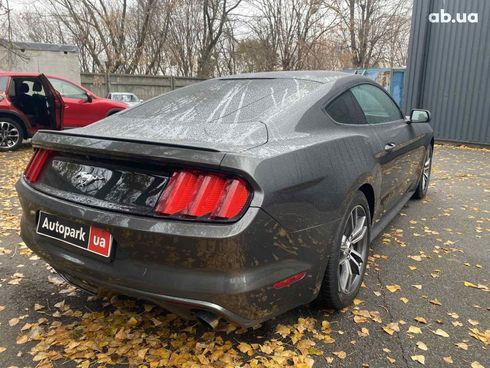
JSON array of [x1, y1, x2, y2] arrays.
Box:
[[69, 117, 268, 153]]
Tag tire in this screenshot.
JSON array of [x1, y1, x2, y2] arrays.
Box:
[[316, 191, 371, 309], [413, 145, 433, 199], [0, 118, 24, 151]]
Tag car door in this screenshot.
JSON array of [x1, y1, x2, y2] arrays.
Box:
[[351, 83, 426, 214], [38, 74, 64, 130], [47, 77, 99, 128]]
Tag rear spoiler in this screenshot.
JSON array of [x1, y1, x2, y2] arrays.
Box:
[[32, 130, 226, 168]]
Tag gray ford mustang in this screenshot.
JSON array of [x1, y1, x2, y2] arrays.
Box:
[[16, 71, 433, 328]]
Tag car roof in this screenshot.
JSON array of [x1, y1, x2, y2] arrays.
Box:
[[218, 70, 350, 84], [0, 72, 68, 79]]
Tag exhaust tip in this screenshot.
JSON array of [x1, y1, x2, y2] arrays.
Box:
[[195, 310, 220, 329]]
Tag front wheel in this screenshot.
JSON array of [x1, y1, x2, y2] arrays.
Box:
[[0, 118, 24, 151], [413, 145, 433, 199], [316, 191, 371, 309]]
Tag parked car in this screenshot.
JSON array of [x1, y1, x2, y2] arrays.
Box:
[[107, 92, 142, 107], [16, 71, 433, 328], [0, 72, 127, 151]]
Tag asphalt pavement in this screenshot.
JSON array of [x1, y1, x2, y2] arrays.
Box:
[[0, 144, 488, 368]]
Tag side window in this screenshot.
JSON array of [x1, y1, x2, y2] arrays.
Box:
[[326, 90, 367, 125], [48, 78, 87, 99], [351, 84, 402, 124], [0, 76, 8, 92]]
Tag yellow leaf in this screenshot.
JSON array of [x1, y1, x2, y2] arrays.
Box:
[[408, 326, 422, 334], [127, 316, 138, 326], [276, 324, 291, 338], [8, 318, 19, 327], [464, 281, 478, 288], [386, 284, 401, 293], [383, 323, 400, 335], [333, 351, 346, 359], [16, 335, 29, 344], [237, 342, 253, 355], [471, 362, 484, 368], [415, 316, 427, 324], [411, 355, 425, 365], [432, 329, 449, 338], [443, 356, 453, 364], [400, 297, 409, 304], [430, 298, 442, 306], [412, 284, 423, 290], [0, 347, 6, 353], [416, 341, 428, 351], [455, 342, 468, 350], [409, 255, 423, 262]]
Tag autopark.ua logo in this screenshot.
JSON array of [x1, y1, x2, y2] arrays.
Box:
[[428, 9, 478, 23]]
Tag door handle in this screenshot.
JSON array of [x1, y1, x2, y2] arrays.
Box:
[[384, 143, 396, 151]]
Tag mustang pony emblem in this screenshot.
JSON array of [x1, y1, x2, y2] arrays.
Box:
[[74, 172, 105, 188]]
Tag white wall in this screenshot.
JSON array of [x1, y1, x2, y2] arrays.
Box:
[[0, 48, 80, 83]]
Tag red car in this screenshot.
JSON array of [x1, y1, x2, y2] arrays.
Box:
[[0, 72, 127, 151]]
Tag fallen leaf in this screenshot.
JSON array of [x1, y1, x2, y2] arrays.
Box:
[[415, 316, 428, 324], [411, 355, 425, 365], [412, 284, 423, 290], [386, 284, 401, 293], [8, 318, 19, 327], [430, 298, 442, 306], [443, 356, 453, 364], [383, 323, 400, 335], [408, 326, 422, 334], [400, 297, 409, 304], [432, 329, 449, 338], [416, 341, 428, 351], [471, 362, 484, 368], [0, 347, 6, 353], [455, 342, 468, 350], [333, 351, 346, 360]]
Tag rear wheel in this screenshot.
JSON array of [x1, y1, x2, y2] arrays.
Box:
[[413, 145, 432, 199], [0, 118, 24, 151], [316, 191, 371, 309]]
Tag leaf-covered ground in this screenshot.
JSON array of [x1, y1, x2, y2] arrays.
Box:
[[0, 144, 488, 368]]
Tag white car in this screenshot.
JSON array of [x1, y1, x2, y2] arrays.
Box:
[[106, 92, 142, 107]]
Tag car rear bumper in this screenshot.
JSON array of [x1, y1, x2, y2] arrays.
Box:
[[17, 178, 337, 326]]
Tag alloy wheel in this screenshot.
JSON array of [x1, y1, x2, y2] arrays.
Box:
[[421, 148, 432, 191], [338, 205, 368, 294], [0, 121, 20, 148]]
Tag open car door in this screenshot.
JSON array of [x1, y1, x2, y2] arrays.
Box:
[[39, 74, 64, 130]]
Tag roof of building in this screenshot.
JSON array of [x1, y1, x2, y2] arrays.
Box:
[[0, 39, 78, 53]]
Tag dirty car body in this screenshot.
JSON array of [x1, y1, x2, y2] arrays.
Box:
[[16, 72, 434, 327]]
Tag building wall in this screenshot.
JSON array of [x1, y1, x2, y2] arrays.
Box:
[[0, 48, 80, 83], [404, 0, 490, 145], [80, 73, 205, 101]]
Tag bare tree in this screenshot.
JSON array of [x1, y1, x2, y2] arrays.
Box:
[[248, 0, 338, 71], [332, 0, 412, 68]]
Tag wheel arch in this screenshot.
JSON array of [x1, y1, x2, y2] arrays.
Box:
[[0, 111, 30, 138], [106, 108, 123, 117], [358, 183, 375, 223]]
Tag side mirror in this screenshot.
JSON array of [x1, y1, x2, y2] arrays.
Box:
[[409, 109, 431, 123], [85, 93, 93, 103]]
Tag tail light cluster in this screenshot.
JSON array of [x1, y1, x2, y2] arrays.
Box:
[[24, 149, 251, 221], [155, 170, 251, 220], [24, 148, 54, 183]]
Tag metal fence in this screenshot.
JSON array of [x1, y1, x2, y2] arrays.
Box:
[[80, 73, 205, 101]]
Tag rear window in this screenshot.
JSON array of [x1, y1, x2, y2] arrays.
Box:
[[121, 78, 321, 123], [0, 76, 8, 92]]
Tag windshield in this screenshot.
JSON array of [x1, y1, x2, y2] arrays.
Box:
[[113, 94, 137, 102], [120, 78, 321, 123]]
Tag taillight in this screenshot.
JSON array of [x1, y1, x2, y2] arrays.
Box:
[[24, 148, 54, 183], [155, 170, 251, 220]]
